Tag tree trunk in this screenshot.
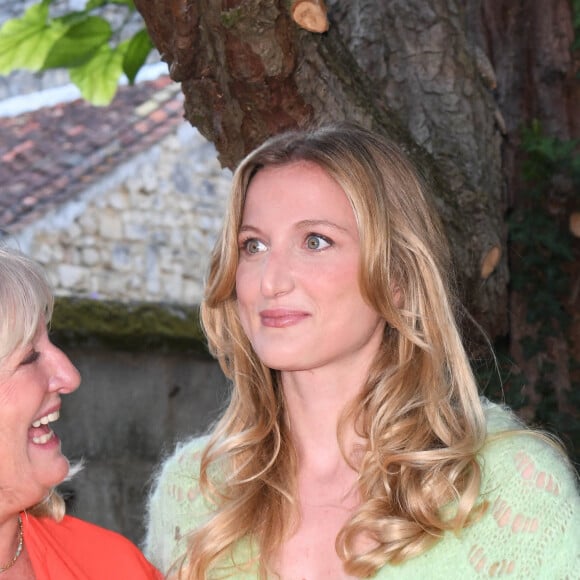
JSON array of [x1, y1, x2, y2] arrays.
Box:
[[134, 0, 579, 440], [477, 0, 579, 425]]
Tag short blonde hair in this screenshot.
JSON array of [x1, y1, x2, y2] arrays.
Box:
[[0, 244, 54, 364]]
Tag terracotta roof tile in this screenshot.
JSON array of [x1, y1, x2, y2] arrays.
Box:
[[0, 75, 184, 233]]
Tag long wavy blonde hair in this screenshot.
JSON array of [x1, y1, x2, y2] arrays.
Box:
[[0, 244, 73, 521], [187, 123, 488, 578]]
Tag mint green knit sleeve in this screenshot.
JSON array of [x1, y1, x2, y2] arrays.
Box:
[[143, 436, 210, 576], [551, 500, 580, 579], [476, 414, 580, 579]]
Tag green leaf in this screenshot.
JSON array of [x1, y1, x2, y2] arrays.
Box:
[[86, 0, 135, 10], [44, 16, 112, 69], [111, 0, 136, 8], [56, 10, 94, 27], [69, 42, 127, 105], [122, 28, 152, 83], [0, 1, 69, 74]]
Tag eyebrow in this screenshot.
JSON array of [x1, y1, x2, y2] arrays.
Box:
[[296, 219, 350, 232], [238, 219, 349, 234]]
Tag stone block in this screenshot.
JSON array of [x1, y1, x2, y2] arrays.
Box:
[[57, 263, 87, 290], [98, 209, 123, 239]]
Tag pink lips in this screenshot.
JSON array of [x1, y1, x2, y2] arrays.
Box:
[[259, 309, 309, 328]]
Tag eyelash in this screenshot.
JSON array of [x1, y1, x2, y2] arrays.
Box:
[[21, 350, 40, 366], [306, 232, 333, 246], [239, 237, 266, 254], [305, 233, 332, 250]]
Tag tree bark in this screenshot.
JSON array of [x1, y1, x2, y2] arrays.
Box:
[[134, 0, 512, 344]]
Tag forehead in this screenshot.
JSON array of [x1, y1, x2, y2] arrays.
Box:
[[242, 161, 356, 224]]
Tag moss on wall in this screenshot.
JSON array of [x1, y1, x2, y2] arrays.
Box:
[[50, 297, 211, 354]]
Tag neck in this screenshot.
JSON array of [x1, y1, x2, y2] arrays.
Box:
[[281, 368, 365, 474]]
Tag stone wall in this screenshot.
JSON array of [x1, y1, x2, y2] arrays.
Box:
[[14, 123, 231, 304]]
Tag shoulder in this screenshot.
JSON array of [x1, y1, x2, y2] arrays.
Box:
[[475, 401, 580, 577], [481, 401, 578, 498], [25, 515, 162, 578], [149, 435, 210, 509], [143, 435, 212, 574], [27, 513, 138, 548], [59, 514, 141, 544], [161, 434, 210, 476], [62, 515, 159, 560]]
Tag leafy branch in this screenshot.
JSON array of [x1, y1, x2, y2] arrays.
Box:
[[0, 0, 153, 105]]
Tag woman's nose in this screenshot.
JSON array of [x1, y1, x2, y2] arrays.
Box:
[[48, 344, 81, 394], [260, 249, 295, 298]]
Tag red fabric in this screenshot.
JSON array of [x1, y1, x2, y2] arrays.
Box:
[[22, 513, 163, 579]]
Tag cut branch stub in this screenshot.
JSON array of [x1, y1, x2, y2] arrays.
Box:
[[291, 0, 329, 33], [480, 245, 502, 279], [570, 212, 580, 238]]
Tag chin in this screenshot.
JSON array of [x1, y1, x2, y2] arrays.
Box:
[[257, 354, 310, 372], [36, 456, 73, 491], [252, 340, 301, 364]]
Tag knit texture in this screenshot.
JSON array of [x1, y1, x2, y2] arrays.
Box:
[[144, 401, 580, 578]]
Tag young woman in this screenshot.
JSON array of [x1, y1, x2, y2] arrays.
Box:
[[145, 123, 579, 579], [0, 245, 162, 579]]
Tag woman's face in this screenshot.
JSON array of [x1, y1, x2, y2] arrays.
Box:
[[236, 161, 386, 376], [0, 321, 80, 514]]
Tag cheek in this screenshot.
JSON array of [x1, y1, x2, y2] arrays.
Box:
[[235, 268, 255, 330], [235, 266, 253, 306], [317, 259, 359, 294], [325, 265, 375, 316]]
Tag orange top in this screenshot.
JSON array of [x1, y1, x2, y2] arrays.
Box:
[[22, 513, 162, 579]]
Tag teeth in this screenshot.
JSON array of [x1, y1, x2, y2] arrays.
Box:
[[32, 430, 54, 444], [31, 410, 60, 428]]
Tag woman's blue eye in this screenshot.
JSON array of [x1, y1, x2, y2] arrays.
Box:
[[306, 234, 331, 250], [243, 239, 267, 254]]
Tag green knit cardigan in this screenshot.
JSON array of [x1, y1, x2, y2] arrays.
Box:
[[144, 401, 580, 579]]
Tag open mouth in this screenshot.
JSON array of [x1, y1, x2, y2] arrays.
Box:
[[30, 410, 60, 445]]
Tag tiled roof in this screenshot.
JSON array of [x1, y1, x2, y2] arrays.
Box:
[[0, 75, 184, 232]]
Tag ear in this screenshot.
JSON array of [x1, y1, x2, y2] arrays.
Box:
[[391, 282, 404, 309]]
